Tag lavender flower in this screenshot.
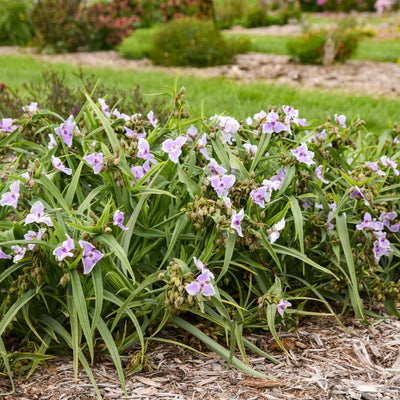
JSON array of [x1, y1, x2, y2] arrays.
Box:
[[277, 299, 292, 317], [185, 269, 215, 297], [79, 240, 104, 274], [373, 231, 392, 262], [186, 125, 199, 142], [250, 186, 267, 208], [243, 143, 257, 158], [380, 156, 399, 176], [147, 111, 158, 128], [291, 143, 315, 167], [231, 208, 244, 237], [51, 155, 72, 175], [0, 118, 18, 133], [334, 114, 346, 128], [315, 165, 329, 184], [206, 158, 227, 176], [267, 218, 285, 244], [125, 126, 142, 139], [0, 181, 20, 208], [209, 174, 236, 198], [54, 115, 79, 148], [12, 245, 26, 263], [48, 133, 57, 150], [23, 102, 38, 115], [262, 111, 286, 134], [53, 234, 75, 261], [0, 248, 11, 259], [213, 115, 239, 145], [197, 133, 209, 160], [84, 152, 103, 175], [193, 257, 215, 279], [379, 211, 397, 227], [162, 136, 187, 164], [137, 138, 155, 161], [365, 161, 385, 177], [24, 228, 46, 250], [24, 201, 53, 227], [356, 212, 384, 232], [349, 185, 370, 206], [113, 210, 128, 231], [112, 108, 130, 121], [269, 167, 286, 190], [98, 98, 110, 117]]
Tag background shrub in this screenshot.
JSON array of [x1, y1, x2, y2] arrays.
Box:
[[149, 17, 235, 67], [31, 0, 89, 53], [118, 28, 155, 60], [299, 0, 378, 12], [287, 24, 362, 65], [0, 0, 34, 46]]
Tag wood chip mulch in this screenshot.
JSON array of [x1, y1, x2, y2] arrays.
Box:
[[1, 313, 400, 400]]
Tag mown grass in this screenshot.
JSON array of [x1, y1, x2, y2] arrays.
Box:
[[1, 54, 400, 132], [223, 33, 400, 63]]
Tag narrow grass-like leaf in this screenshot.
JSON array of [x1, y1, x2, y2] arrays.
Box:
[[336, 214, 365, 320], [65, 160, 83, 208], [216, 232, 236, 283], [171, 317, 273, 379], [0, 336, 14, 395], [161, 215, 188, 267], [71, 270, 94, 363], [266, 304, 292, 358]]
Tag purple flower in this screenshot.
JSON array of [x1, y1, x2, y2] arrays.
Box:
[[84, 152, 103, 175], [197, 133, 209, 160], [53, 234, 75, 261], [147, 111, 158, 128], [24, 228, 46, 250], [312, 129, 327, 144], [356, 212, 384, 232], [277, 299, 292, 317], [389, 222, 400, 232], [24, 201, 53, 227], [0, 118, 18, 133], [51, 155, 72, 175], [243, 143, 257, 158], [380, 156, 399, 176], [326, 202, 337, 232], [334, 114, 346, 128], [48, 133, 57, 150], [223, 196, 232, 208], [315, 165, 329, 184], [253, 110, 267, 123], [185, 269, 215, 297], [291, 143, 315, 167], [373, 231, 392, 262], [269, 167, 286, 190], [12, 245, 26, 263], [162, 136, 187, 164], [379, 211, 397, 227], [23, 102, 38, 115], [0, 248, 11, 259], [79, 240, 104, 274], [113, 210, 128, 231], [186, 125, 199, 142], [250, 186, 267, 208], [54, 115, 78, 148], [213, 115, 239, 145], [1, 180, 20, 208], [206, 158, 227, 176], [262, 111, 286, 134], [137, 138, 155, 161], [125, 126, 146, 139], [267, 218, 285, 244], [98, 98, 110, 117], [113, 108, 130, 121], [209, 174, 236, 198], [365, 161, 385, 177], [231, 208, 244, 237], [349, 185, 370, 206]]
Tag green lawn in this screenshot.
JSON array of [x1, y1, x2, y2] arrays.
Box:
[[1, 54, 400, 132]]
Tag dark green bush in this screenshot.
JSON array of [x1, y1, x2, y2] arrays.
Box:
[[0, 0, 34, 45], [118, 28, 155, 60], [287, 30, 326, 65], [149, 17, 236, 67], [31, 0, 89, 53], [214, 0, 249, 29]]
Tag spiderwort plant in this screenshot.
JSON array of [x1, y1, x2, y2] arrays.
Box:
[[1, 91, 400, 396]]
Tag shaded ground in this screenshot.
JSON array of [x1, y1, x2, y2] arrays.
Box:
[[1, 314, 400, 400]]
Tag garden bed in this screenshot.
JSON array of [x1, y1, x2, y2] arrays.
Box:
[[1, 47, 399, 98], [2, 312, 400, 400]]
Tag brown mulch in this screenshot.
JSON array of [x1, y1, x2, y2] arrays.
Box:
[[1, 314, 400, 400]]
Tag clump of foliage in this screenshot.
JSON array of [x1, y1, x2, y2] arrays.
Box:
[[149, 17, 239, 67], [85, 0, 143, 51], [118, 28, 155, 60], [0, 0, 34, 46], [1, 83, 400, 397], [299, 0, 380, 12], [31, 0, 89, 53], [0, 70, 168, 124], [287, 24, 362, 65]]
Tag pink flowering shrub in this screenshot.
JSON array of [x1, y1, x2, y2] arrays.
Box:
[[1, 88, 400, 392]]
